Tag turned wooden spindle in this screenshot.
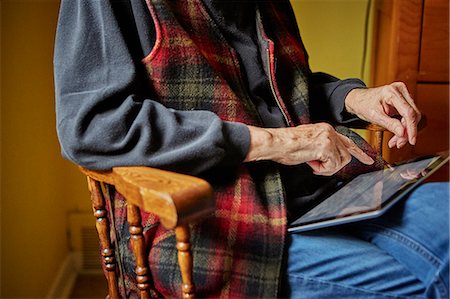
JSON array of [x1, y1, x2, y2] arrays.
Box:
[[356, 123, 385, 156], [374, 130, 383, 156], [175, 225, 195, 299], [81, 166, 215, 298], [368, 123, 384, 156], [127, 203, 151, 299], [88, 177, 120, 299]]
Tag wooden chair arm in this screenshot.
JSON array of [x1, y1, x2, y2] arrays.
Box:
[[80, 166, 215, 229], [350, 122, 385, 132]]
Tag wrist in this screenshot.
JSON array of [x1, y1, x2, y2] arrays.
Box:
[[344, 88, 362, 115], [244, 126, 275, 162]]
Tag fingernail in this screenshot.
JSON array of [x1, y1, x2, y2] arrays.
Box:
[[365, 156, 374, 164], [397, 140, 407, 148], [411, 137, 416, 145]]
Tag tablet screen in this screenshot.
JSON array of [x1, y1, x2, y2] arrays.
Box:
[[289, 155, 447, 232]]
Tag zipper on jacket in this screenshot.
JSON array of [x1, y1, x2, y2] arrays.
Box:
[[266, 48, 292, 127]]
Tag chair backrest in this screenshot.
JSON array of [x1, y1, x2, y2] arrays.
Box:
[[82, 166, 214, 298]]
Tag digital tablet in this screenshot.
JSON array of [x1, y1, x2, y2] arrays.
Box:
[[288, 153, 449, 233]]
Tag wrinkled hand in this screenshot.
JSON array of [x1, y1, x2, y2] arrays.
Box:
[[244, 123, 374, 176], [345, 82, 421, 149]]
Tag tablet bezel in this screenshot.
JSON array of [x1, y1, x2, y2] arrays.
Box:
[[288, 153, 449, 233]]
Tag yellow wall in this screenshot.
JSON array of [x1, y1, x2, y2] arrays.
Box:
[[0, 0, 373, 297], [291, 0, 373, 140], [291, 0, 373, 82], [1, 0, 87, 297]]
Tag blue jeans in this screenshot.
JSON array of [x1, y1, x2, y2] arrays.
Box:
[[282, 182, 449, 298]]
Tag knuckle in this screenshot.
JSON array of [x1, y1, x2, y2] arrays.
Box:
[[316, 147, 328, 159], [383, 91, 395, 101], [388, 118, 399, 128], [322, 138, 333, 148], [405, 107, 415, 118], [417, 111, 422, 121], [386, 85, 396, 93], [315, 151, 325, 160], [318, 122, 334, 132]]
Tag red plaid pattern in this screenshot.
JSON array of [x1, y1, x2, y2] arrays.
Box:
[[105, 1, 382, 298]]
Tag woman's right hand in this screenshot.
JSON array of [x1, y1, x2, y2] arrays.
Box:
[[244, 123, 374, 176]]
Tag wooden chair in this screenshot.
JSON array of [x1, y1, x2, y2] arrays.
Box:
[[80, 124, 389, 298], [80, 167, 214, 298]]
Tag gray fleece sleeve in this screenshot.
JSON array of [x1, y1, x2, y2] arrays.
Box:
[[309, 72, 366, 124], [54, 0, 249, 175]]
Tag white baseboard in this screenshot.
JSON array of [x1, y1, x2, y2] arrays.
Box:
[[46, 253, 79, 299]]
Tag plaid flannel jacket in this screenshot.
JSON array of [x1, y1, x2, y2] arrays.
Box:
[[106, 0, 383, 297]]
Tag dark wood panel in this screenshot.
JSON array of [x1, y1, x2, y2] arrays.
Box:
[[371, 0, 423, 95], [371, 0, 424, 163], [370, 0, 394, 88], [419, 0, 449, 82], [414, 83, 449, 155]]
